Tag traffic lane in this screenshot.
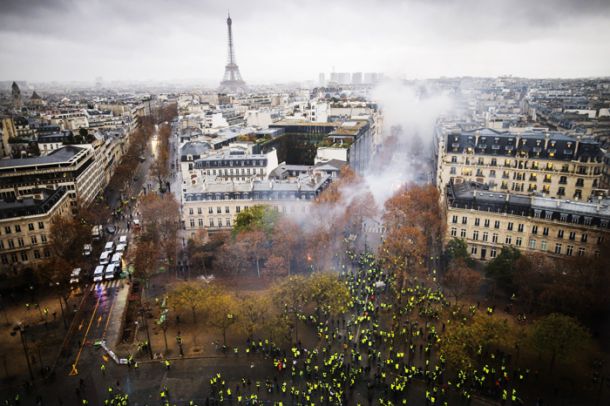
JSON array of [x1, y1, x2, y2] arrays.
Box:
[[65, 281, 120, 375]]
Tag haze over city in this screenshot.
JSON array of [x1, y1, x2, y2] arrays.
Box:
[[1, 0, 610, 83]]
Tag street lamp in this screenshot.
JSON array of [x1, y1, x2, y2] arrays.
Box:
[[10, 323, 33, 380]]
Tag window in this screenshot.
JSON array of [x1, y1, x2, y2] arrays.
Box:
[[532, 225, 538, 234], [545, 211, 553, 220], [515, 237, 522, 247], [20, 252, 27, 262], [34, 250, 40, 259], [43, 249, 50, 258], [4, 227, 10, 234], [31, 236, 37, 245], [15, 225, 21, 233], [0, 255, 7, 264], [452, 215, 458, 224], [236, 206, 241, 213], [581, 233, 588, 243], [494, 220, 500, 229], [529, 239, 536, 249], [226, 218, 231, 227], [566, 245, 573, 256], [209, 219, 215, 227], [197, 207, 202, 215], [450, 228, 457, 237], [543, 227, 549, 236], [462, 216, 468, 225], [490, 248, 497, 258], [217, 207, 222, 214], [189, 208, 194, 215], [451, 156, 457, 163], [541, 241, 547, 251], [558, 187, 565, 196], [598, 236, 605, 245], [482, 232, 488, 242], [569, 231, 576, 241], [28, 223, 34, 231], [578, 247, 585, 256], [484, 219, 490, 227], [450, 167, 456, 175], [505, 236, 512, 244], [460, 229, 467, 238], [507, 222, 513, 231], [492, 233, 498, 243], [475, 218, 480, 226], [473, 231, 479, 240], [518, 224, 524, 232], [190, 219, 195, 228], [40, 235, 47, 243], [557, 230, 564, 239], [554, 243, 562, 254], [198, 219, 204, 227], [471, 246, 478, 255], [209, 207, 213, 214]]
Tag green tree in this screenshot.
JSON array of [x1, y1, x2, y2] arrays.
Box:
[[444, 238, 474, 267], [306, 273, 351, 317], [233, 205, 280, 235], [206, 293, 239, 346], [238, 294, 271, 338], [271, 275, 309, 342], [485, 246, 521, 293], [441, 313, 513, 370], [528, 313, 591, 371], [166, 281, 211, 324]]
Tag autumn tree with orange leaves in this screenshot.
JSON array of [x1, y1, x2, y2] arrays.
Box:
[[380, 184, 444, 291]]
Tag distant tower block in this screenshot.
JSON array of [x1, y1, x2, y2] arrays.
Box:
[[219, 12, 246, 93], [11, 82, 22, 109]]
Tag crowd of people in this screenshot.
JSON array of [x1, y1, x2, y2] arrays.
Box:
[[200, 250, 527, 405], [3, 249, 534, 405]]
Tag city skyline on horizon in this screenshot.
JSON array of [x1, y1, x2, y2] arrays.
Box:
[[1, 0, 610, 84]]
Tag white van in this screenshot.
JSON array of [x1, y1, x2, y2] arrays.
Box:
[[104, 241, 115, 252], [119, 235, 128, 245], [104, 263, 116, 280], [99, 251, 111, 265], [111, 252, 123, 266], [93, 265, 105, 282]]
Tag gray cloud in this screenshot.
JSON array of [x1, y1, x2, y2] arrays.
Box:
[[0, 0, 608, 82]]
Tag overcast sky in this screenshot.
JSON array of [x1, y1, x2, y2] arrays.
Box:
[[1, 0, 609, 84]]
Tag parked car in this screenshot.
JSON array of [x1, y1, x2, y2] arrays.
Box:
[[99, 251, 111, 265], [104, 241, 115, 252], [119, 235, 128, 245], [115, 243, 126, 253], [104, 264, 116, 280], [106, 224, 116, 234], [93, 265, 105, 283], [111, 252, 123, 268], [82, 244, 92, 257]]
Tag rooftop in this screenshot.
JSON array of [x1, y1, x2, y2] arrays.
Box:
[[0, 145, 88, 169], [0, 188, 67, 220]]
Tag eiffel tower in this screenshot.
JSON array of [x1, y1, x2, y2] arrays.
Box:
[[219, 12, 246, 93]]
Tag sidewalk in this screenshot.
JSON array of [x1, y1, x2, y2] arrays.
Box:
[[103, 280, 131, 350]]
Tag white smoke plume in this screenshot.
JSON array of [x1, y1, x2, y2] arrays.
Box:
[[362, 80, 454, 207]]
